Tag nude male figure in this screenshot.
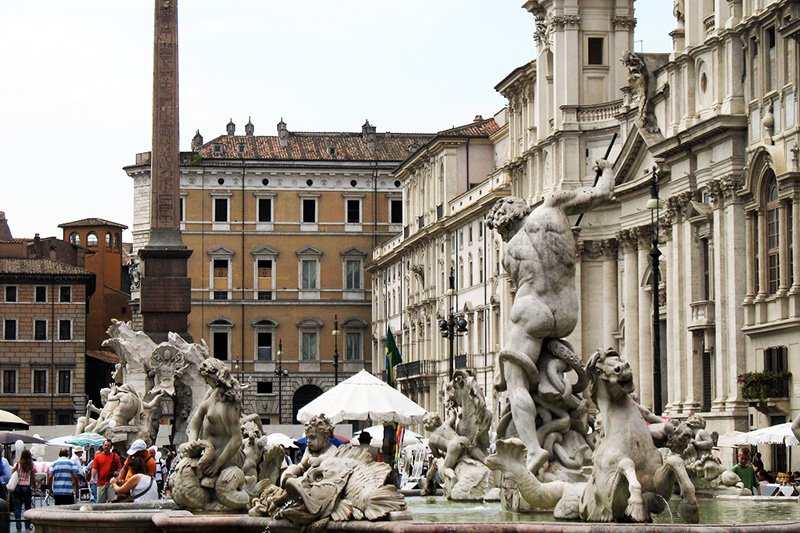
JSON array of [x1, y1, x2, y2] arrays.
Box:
[[486, 159, 615, 474]]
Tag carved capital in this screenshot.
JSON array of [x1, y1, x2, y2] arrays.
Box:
[[617, 229, 639, 253], [600, 238, 619, 260], [551, 14, 581, 29], [612, 16, 636, 30]]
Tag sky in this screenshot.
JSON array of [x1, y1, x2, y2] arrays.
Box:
[[1, 1, 673, 241]]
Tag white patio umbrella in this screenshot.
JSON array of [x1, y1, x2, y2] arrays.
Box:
[[297, 369, 427, 426], [735, 422, 800, 446], [265, 432, 298, 449], [354, 425, 423, 448]]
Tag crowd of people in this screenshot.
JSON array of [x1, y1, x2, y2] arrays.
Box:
[[0, 438, 176, 532]]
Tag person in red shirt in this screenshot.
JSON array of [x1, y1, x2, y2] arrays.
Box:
[[91, 439, 121, 504]]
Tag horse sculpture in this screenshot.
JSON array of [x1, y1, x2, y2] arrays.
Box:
[[487, 348, 699, 523]]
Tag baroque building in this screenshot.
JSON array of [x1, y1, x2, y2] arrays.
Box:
[[126, 119, 432, 424], [371, 0, 800, 463]]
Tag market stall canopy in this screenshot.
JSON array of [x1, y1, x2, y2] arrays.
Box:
[[0, 410, 28, 431], [297, 369, 427, 426], [735, 422, 800, 446]]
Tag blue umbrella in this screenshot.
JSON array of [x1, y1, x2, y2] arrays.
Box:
[[294, 434, 349, 448]]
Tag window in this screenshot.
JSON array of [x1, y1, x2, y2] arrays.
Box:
[[3, 370, 16, 394], [390, 199, 402, 224], [87, 232, 98, 247], [302, 198, 317, 223], [59, 319, 72, 340], [213, 331, 229, 360], [258, 197, 273, 223], [213, 259, 229, 300], [58, 370, 71, 394], [346, 260, 362, 290], [764, 346, 788, 373], [4, 286, 16, 302], [105, 232, 112, 249], [179, 197, 185, 223], [766, 27, 776, 92], [69, 232, 81, 246], [115, 233, 121, 249], [301, 331, 319, 360], [33, 370, 47, 394], [588, 37, 604, 65], [31, 410, 48, 426], [35, 286, 47, 303], [256, 258, 274, 300], [257, 331, 273, 361], [34, 320, 47, 341], [56, 411, 73, 426], [301, 260, 319, 290], [700, 238, 711, 300], [766, 173, 780, 294], [256, 381, 273, 394], [4, 319, 17, 340], [60, 286, 71, 302], [345, 331, 362, 361], [214, 197, 229, 223], [346, 199, 361, 224]]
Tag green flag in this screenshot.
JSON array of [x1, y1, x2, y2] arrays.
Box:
[[385, 326, 402, 386]]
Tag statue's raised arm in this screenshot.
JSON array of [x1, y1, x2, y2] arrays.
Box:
[[545, 159, 615, 215]]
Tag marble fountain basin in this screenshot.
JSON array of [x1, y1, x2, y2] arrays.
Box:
[[25, 495, 800, 533]]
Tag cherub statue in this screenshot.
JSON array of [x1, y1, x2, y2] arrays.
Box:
[[280, 414, 336, 487]]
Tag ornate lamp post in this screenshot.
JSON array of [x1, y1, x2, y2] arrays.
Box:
[[439, 268, 468, 379], [332, 315, 341, 385], [274, 339, 289, 423], [645, 165, 663, 414]]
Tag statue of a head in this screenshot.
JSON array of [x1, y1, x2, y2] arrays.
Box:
[[486, 197, 530, 241], [304, 414, 334, 453]]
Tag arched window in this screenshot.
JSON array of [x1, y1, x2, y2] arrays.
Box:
[[69, 232, 81, 246], [86, 232, 98, 247], [105, 232, 112, 250], [765, 171, 780, 294], [114, 232, 121, 249]]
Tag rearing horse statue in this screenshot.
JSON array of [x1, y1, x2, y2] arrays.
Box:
[[487, 348, 700, 523]]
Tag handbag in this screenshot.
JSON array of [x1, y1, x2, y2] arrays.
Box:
[[114, 476, 154, 503], [6, 471, 18, 492]]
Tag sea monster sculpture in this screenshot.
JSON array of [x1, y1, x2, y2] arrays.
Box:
[[487, 348, 700, 523], [423, 369, 494, 500], [250, 445, 406, 526]]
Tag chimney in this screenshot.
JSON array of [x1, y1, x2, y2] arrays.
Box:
[[474, 115, 484, 122], [0, 211, 12, 241], [245, 117, 255, 136], [49, 245, 57, 261], [191, 130, 204, 151], [277, 118, 289, 148], [362, 119, 377, 152], [226, 118, 236, 136]]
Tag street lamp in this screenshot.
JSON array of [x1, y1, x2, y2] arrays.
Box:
[[332, 315, 341, 385], [646, 165, 664, 415], [439, 268, 468, 379], [274, 339, 289, 424]]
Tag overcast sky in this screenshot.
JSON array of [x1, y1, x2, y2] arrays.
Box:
[[1, 1, 673, 241]]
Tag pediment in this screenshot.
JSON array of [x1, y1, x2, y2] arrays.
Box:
[[295, 247, 323, 257], [340, 247, 367, 258], [251, 246, 279, 256], [613, 123, 664, 194], [207, 246, 235, 256]]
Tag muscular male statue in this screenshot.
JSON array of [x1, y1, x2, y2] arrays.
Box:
[[486, 159, 615, 474]]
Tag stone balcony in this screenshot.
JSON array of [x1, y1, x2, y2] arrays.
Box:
[[688, 300, 715, 331]]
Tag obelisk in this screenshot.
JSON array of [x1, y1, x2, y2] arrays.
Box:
[[138, 0, 192, 342]]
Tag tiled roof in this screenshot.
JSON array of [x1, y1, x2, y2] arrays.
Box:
[[0, 258, 93, 276], [436, 118, 499, 137], [197, 132, 434, 162], [86, 350, 120, 364], [58, 218, 128, 229]]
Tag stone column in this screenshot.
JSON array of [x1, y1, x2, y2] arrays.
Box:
[[756, 209, 768, 300], [779, 201, 791, 296], [793, 197, 800, 293], [139, 0, 192, 342], [601, 238, 619, 351], [620, 231, 640, 390], [637, 231, 653, 410], [744, 211, 756, 302]]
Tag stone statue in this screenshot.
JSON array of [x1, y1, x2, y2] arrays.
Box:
[[485, 159, 615, 475], [487, 348, 700, 524], [250, 445, 406, 526], [678, 415, 725, 484], [99, 319, 210, 447], [280, 414, 337, 487], [423, 370, 495, 500], [93, 383, 141, 436], [240, 415, 285, 484], [620, 51, 660, 134], [128, 255, 141, 293], [170, 358, 266, 512]]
